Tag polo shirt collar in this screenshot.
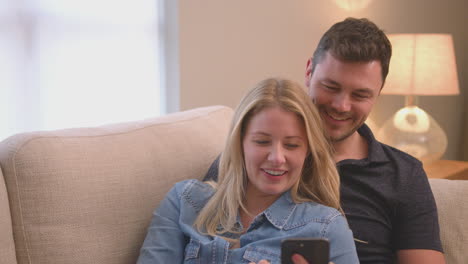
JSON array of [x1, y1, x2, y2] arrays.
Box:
[[358, 123, 388, 163]]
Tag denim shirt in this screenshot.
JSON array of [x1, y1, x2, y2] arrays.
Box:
[[137, 180, 358, 264]]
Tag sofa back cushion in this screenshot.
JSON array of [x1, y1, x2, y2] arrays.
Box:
[[429, 179, 468, 264], [0, 106, 232, 264]]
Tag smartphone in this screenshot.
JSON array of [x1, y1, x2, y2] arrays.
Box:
[[281, 238, 329, 264]]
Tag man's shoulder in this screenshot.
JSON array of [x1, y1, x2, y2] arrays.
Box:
[[377, 141, 423, 165], [375, 141, 426, 175], [359, 124, 423, 168], [369, 141, 431, 194]]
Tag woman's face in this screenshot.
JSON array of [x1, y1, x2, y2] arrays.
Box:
[[242, 106, 309, 200]]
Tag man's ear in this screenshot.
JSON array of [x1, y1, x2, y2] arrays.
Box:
[[305, 58, 312, 87]]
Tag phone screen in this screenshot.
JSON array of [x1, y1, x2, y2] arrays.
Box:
[[281, 238, 329, 264]]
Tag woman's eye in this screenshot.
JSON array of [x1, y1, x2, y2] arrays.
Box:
[[254, 140, 269, 145], [285, 143, 300, 148]]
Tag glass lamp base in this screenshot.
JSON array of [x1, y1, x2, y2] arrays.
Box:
[[376, 106, 447, 165]]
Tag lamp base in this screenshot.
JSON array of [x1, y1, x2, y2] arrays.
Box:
[[377, 106, 447, 165]]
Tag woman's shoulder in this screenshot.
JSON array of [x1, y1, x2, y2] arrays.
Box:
[[278, 200, 348, 240], [173, 179, 215, 211]]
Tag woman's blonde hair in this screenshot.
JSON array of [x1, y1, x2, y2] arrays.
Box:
[[195, 78, 340, 239]]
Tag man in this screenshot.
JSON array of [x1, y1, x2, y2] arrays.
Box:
[[205, 18, 445, 264], [303, 17, 444, 264]]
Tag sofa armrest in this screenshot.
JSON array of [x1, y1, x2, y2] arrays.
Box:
[[0, 168, 17, 264]]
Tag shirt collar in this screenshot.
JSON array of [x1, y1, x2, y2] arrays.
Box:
[[357, 123, 388, 163], [262, 191, 297, 230]]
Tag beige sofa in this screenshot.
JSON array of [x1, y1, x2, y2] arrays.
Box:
[[0, 105, 467, 264]]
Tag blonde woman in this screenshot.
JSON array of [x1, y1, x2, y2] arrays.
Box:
[[137, 78, 358, 264]]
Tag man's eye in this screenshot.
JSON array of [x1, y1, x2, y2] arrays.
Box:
[[354, 93, 370, 99], [324, 85, 338, 91]]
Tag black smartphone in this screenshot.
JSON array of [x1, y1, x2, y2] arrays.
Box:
[[281, 238, 329, 264]]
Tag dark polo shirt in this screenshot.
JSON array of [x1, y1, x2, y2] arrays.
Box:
[[338, 124, 442, 263], [203, 124, 442, 264]]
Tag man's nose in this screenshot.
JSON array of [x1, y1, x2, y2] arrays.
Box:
[[331, 94, 351, 112], [268, 144, 286, 164]]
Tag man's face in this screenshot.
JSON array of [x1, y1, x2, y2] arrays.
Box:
[[305, 52, 383, 142]]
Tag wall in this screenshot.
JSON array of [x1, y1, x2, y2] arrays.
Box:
[[178, 0, 467, 161]]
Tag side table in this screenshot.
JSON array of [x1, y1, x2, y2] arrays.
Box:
[[424, 160, 468, 180]]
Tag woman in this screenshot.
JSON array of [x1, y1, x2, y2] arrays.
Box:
[[137, 78, 358, 264]]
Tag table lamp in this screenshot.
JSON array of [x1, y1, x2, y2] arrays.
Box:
[[377, 34, 459, 164]]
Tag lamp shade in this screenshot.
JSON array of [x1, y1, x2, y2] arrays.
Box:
[[382, 34, 459, 95], [333, 0, 373, 11]]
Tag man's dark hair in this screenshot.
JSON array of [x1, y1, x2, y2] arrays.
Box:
[[311, 17, 392, 86]]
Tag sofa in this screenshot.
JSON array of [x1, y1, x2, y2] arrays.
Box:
[[0, 105, 466, 264]]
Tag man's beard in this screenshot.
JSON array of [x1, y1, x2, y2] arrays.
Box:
[[329, 124, 361, 142], [323, 110, 365, 143]]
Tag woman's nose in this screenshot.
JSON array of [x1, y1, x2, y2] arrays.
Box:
[[268, 144, 286, 164]]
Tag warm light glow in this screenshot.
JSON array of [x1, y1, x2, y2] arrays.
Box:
[[383, 34, 459, 95], [333, 0, 373, 11], [377, 105, 448, 164], [392, 106, 429, 133]]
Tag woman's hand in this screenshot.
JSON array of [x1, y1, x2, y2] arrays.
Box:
[[291, 253, 335, 264], [246, 255, 335, 264], [291, 254, 309, 264], [248, 260, 270, 264]]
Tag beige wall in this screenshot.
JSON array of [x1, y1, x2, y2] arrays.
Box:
[[178, 0, 467, 161]]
